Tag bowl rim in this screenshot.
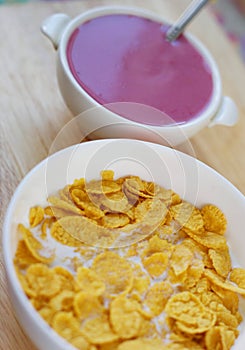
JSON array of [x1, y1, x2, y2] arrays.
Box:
[[57, 5, 222, 131], [3, 138, 245, 349]]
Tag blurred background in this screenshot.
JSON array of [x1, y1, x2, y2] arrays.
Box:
[[213, 0, 245, 61]]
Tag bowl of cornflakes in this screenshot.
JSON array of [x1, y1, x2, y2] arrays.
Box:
[[3, 139, 245, 350]]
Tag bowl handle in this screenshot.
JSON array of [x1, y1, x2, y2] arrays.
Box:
[[41, 13, 71, 49], [208, 96, 239, 127]]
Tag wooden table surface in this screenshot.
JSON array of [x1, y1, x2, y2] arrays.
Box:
[[0, 0, 245, 348]]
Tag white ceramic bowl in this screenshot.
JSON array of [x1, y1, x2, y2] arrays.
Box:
[[41, 6, 238, 146], [2, 139, 245, 350]]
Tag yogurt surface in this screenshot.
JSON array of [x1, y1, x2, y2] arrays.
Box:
[[67, 14, 213, 126]]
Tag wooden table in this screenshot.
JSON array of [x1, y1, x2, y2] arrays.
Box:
[[0, 0, 244, 348]]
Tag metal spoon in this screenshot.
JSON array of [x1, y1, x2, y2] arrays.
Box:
[[166, 0, 210, 42]]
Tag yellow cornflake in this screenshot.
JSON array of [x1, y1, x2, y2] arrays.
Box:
[[71, 178, 85, 190], [208, 248, 231, 278], [76, 267, 105, 296], [205, 326, 236, 350], [200, 290, 229, 313], [14, 239, 39, 268], [204, 269, 245, 296], [49, 290, 75, 312], [216, 310, 239, 329], [170, 202, 204, 232], [123, 177, 152, 199], [165, 292, 216, 334], [50, 220, 83, 247], [100, 169, 114, 181], [183, 258, 204, 289], [85, 179, 121, 195], [134, 199, 153, 221], [51, 216, 115, 248], [71, 189, 105, 220], [170, 243, 194, 276], [29, 206, 44, 227], [15, 267, 36, 298], [74, 291, 104, 321], [144, 281, 173, 316], [59, 185, 72, 203], [168, 259, 204, 289], [91, 251, 133, 296], [70, 188, 89, 205], [26, 263, 62, 298], [81, 315, 119, 345], [48, 195, 84, 215], [142, 235, 172, 258], [53, 266, 75, 291], [52, 311, 81, 340], [230, 267, 245, 288], [39, 306, 57, 325], [101, 213, 130, 228], [40, 217, 55, 239], [168, 267, 187, 286], [110, 296, 143, 339], [131, 264, 150, 297], [211, 284, 239, 315], [184, 229, 227, 250], [193, 277, 211, 294], [18, 224, 55, 264], [44, 206, 68, 218], [143, 252, 169, 278], [70, 336, 91, 350], [100, 191, 131, 215], [201, 204, 227, 235]]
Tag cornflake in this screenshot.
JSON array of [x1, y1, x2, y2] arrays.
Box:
[[110, 296, 143, 339]]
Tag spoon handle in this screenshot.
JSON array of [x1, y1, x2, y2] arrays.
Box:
[[166, 0, 210, 42]]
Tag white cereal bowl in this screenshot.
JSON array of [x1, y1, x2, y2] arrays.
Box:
[[41, 6, 238, 146], [2, 139, 245, 350]]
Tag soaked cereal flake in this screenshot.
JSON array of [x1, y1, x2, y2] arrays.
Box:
[[70, 336, 90, 350], [110, 296, 143, 339], [142, 252, 169, 278], [81, 315, 118, 344], [39, 306, 57, 325], [170, 243, 194, 276], [52, 311, 81, 340], [74, 291, 104, 321], [144, 281, 173, 316], [26, 263, 62, 298], [101, 213, 130, 228], [49, 290, 75, 312], [91, 251, 133, 296], [76, 267, 105, 296]]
